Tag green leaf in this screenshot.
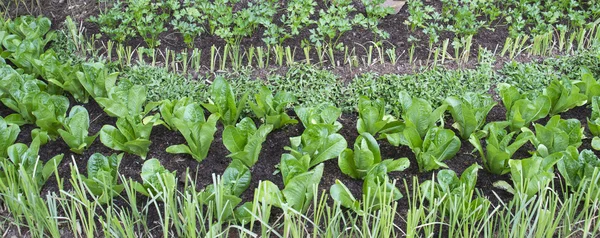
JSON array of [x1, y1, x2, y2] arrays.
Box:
[[330, 180, 360, 211]]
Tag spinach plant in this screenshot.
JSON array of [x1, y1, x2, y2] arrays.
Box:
[[338, 132, 409, 179], [0, 117, 19, 158], [444, 93, 496, 139], [80, 153, 124, 204], [249, 87, 298, 130], [58, 106, 98, 154], [469, 122, 534, 175], [202, 77, 248, 126], [498, 83, 551, 131], [522, 115, 583, 157], [223, 117, 273, 167], [166, 114, 219, 162]]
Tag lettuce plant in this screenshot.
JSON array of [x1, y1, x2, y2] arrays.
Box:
[[410, 127, 461, 172], [588, 96, 600, 137], [249, 86, 298, 130], [444, 93, 496, 139], [58, 106, 98, 154], [557, 146, 600, 191], [256, 163, 323, 212], [469, 122, 534, 175], [338, 132, 409, 179], [380, 91, 447, 146], [133, 159, 176, 201], [76, 62, 118, 100], [420, 164, 490, 220], [33, 50, 88, 103], [498, 83, 551, 131], [285, 125, 347, 168], [495, 154, 561, 199], [0, 117, 19, 158], [0, 65, 46, 124], [0, 137, 63, 190], [522, 115, 583, 157], [166, 114, 219, 162], [80, 153, 124, 204], [356, 97, 397, 136], [223, 117, 273, 167], [543, 79, 587, 115], [575, 66, 600, 102], [159, 97, 204, 131], [295, 103, 343, 133], [100, 116, 157, 159], [202, 77, 248, 126], [31, 92, 69, 139]]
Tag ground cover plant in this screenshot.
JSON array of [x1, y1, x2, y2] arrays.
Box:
[[1, 1, 600, 237]]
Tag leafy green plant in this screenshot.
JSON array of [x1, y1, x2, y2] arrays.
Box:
[[166, 114, 219, 162], [262, 0, 316, 45], [100, 115, 157, 159], [31, 92, 69, 139], [411, 127, 461, 172], [249, 86, 298, 130], [202, 77, 248, 126], [256, 163, 323, 212], [356, 97, 397, 136], [494, 154, 561, 199], [575, 66, 600, 102], [58, 106, 98, 154], [498, 83, 551, 131], [420, 164, 490, 220], [444, 93, 496, 139], [338, 132, 409, 179], [159, 97, 204, 131], [588, 96, 600, 137], [469, 122, 534, 175], [285, 125, 347, 168], [0, 137, 63, 190], [80, 153, 124, 203], [223, 117, 273, 167], [557, 146, 600, 191], [133, 158, 176, 200], [380, 91, 447, 147], [0, 65, 46, 124], [32, 50, 88, 103], [76, 62, 118, 100], [0, 117, 19, 158], [354, 0, 394, 41], [295, 103, 343, 133], [170, 0, 207, 48], [543, 79, 587, 115], [309, 0, 357, 50], [88, 1, 136, 43], [129, 0, 169, 48], [522, 115, 583, 157]]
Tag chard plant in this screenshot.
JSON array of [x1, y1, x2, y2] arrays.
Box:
[[249, 87, 298, 130], [543, 79, 587, 115], [0, 117, 19, 158], [522, 115, 583, 157], [469, 122, 534, 175], [557, 146, 600, 191], [420, 164, 491, 220], [498, 83, 551, 131], [202, 77, 248, 126], [444, 93, 496, 139], [166, 114, 219, 162], [79, 153, 124, 204], [223, 117, 273, 167], [58, 106, 98, 154]]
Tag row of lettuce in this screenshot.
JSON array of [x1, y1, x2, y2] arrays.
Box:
[[2, 15, 600, 227]]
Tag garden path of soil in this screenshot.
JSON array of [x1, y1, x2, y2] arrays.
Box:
[[1, 95, 596, 236]]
